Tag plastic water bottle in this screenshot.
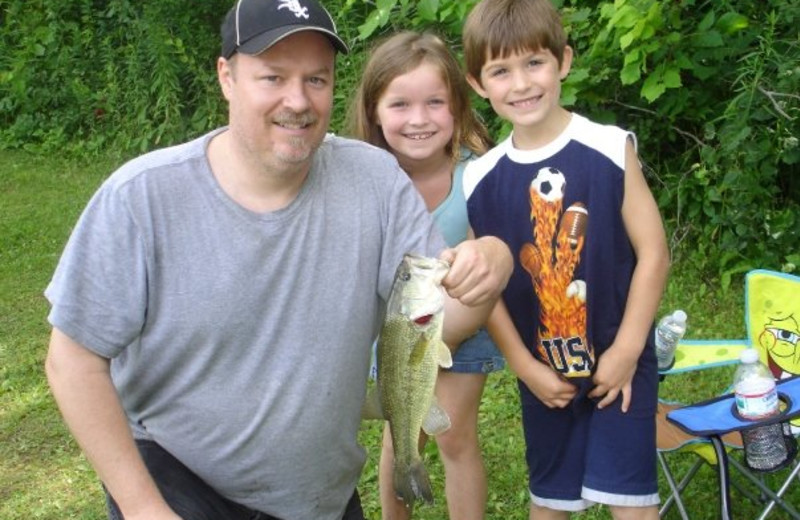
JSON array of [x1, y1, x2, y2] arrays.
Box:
[[655, 310, 688, 371], [734, 348, 787, 471]]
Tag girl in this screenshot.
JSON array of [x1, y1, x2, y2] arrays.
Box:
[[348, 31, 504, 520]]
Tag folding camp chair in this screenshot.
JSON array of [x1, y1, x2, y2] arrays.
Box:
[[657, 341, 748, 519], [667, 376, 800, 519], [657, 269, 800, 519]]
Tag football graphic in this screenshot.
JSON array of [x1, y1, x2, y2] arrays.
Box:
[[561, 202, 588, 250]]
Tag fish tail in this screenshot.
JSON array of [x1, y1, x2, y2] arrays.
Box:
[[393, 460, 434, 507]]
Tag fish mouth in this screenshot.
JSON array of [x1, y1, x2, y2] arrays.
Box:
[[414, 314, 434, 326], [403, 298, 444, 323]]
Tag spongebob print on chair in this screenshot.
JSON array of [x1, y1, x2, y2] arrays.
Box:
[[520, 166, 593, 378], [746, 269, 800, 433]]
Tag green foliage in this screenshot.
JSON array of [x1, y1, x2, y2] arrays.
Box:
[[1, 0, 799, 279], [0, 0, 229, 159], [561, 0, 800, 281], [345, 0, 477, 41]]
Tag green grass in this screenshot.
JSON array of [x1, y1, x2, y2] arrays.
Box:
[[1, 148, 797, 519], [1, 149, 114, 519]]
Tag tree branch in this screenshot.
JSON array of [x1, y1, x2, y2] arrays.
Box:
[[611, 100, 707, 148], [757, 85, 797, 120]]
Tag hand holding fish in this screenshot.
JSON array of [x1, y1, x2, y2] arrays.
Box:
[[439, 235, 512, 307], [438, 235, 512, 352]]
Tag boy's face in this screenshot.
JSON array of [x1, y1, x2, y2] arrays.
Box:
[[468, 46, 572, 139]]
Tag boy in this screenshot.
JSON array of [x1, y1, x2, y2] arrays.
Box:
[[461, 0, 670, 518]]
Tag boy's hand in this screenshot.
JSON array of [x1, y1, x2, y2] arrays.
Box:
[[519, 358, 577, 408], [588, 345, 638, 412]]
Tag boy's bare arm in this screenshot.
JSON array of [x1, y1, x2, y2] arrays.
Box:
[[590, 139, 670, 411], [488, 301, 576, 408], [45, 328, 182, 520]]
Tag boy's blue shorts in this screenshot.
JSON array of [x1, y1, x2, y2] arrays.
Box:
[[520, 348, 660, 511], [369, 328, 504, 379]]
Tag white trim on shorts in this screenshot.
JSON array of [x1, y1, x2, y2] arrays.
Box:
[[582, 486, 660, 507], [530, 492, 593, 512], [530, 487, 660, 512]]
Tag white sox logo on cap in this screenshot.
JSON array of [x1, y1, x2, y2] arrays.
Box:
[[278, 0, 310, 19]]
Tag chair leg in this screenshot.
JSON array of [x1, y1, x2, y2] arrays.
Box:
[[711, 436, 732, 520], [756, 459, 800, 520], [658, 452, 700, 520], [728, 457, 800, 519]]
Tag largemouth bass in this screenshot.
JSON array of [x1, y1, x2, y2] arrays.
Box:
[[368, 253, 453, 509]]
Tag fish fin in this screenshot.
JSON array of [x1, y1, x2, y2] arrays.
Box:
[[422, 398, 451, 435], [409, 334, 428, 365], [360, 388, 385, 420], [437, 340, 453, 369], [393, 459, 434, 508]]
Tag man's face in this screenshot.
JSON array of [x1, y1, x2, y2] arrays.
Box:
[[218, 31, 336, 175]]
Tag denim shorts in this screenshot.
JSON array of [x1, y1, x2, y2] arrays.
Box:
[[369, 328, 504, 378], [446, 328, 505, 374]]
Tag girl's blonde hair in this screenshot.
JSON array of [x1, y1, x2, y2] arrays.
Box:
[[347, 31, 492, 161]]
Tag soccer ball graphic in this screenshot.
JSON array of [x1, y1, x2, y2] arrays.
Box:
[[531, 167, 566, 203]]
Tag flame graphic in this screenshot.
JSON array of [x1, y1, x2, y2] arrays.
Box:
[[520, 178, 593, 377]]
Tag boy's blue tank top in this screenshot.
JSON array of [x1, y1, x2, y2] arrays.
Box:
[[464, 114, 654, 386]]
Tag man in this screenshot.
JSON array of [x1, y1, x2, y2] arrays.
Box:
[[44, 1, 512, 519]]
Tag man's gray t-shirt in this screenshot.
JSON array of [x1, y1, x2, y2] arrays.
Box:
[[45, 129, 446, 519]]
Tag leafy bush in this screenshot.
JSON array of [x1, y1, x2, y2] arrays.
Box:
[[562, 0, 800, 285], [0, 0, 229, 157], [1, 0, 798, 280]]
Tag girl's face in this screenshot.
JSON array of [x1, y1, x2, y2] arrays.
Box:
[[375, 62, 454, 169]]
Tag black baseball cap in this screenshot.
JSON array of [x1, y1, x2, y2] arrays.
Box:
[[221, 0, 349, 59]]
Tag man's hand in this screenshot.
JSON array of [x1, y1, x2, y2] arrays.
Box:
[[439, 236, 512, 306]]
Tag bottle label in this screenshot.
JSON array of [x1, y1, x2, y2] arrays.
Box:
[[735, 381, 779, 419]]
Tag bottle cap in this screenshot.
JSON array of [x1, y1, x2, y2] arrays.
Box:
[[673, 310, 687, 324], [740, 348, 759, 364]]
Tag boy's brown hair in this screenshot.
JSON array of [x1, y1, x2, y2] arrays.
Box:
[[347, 31, 492, 161], [463, 0, 567, 86]]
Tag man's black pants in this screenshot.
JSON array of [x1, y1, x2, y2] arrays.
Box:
[[105, 440, 365, 520]]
